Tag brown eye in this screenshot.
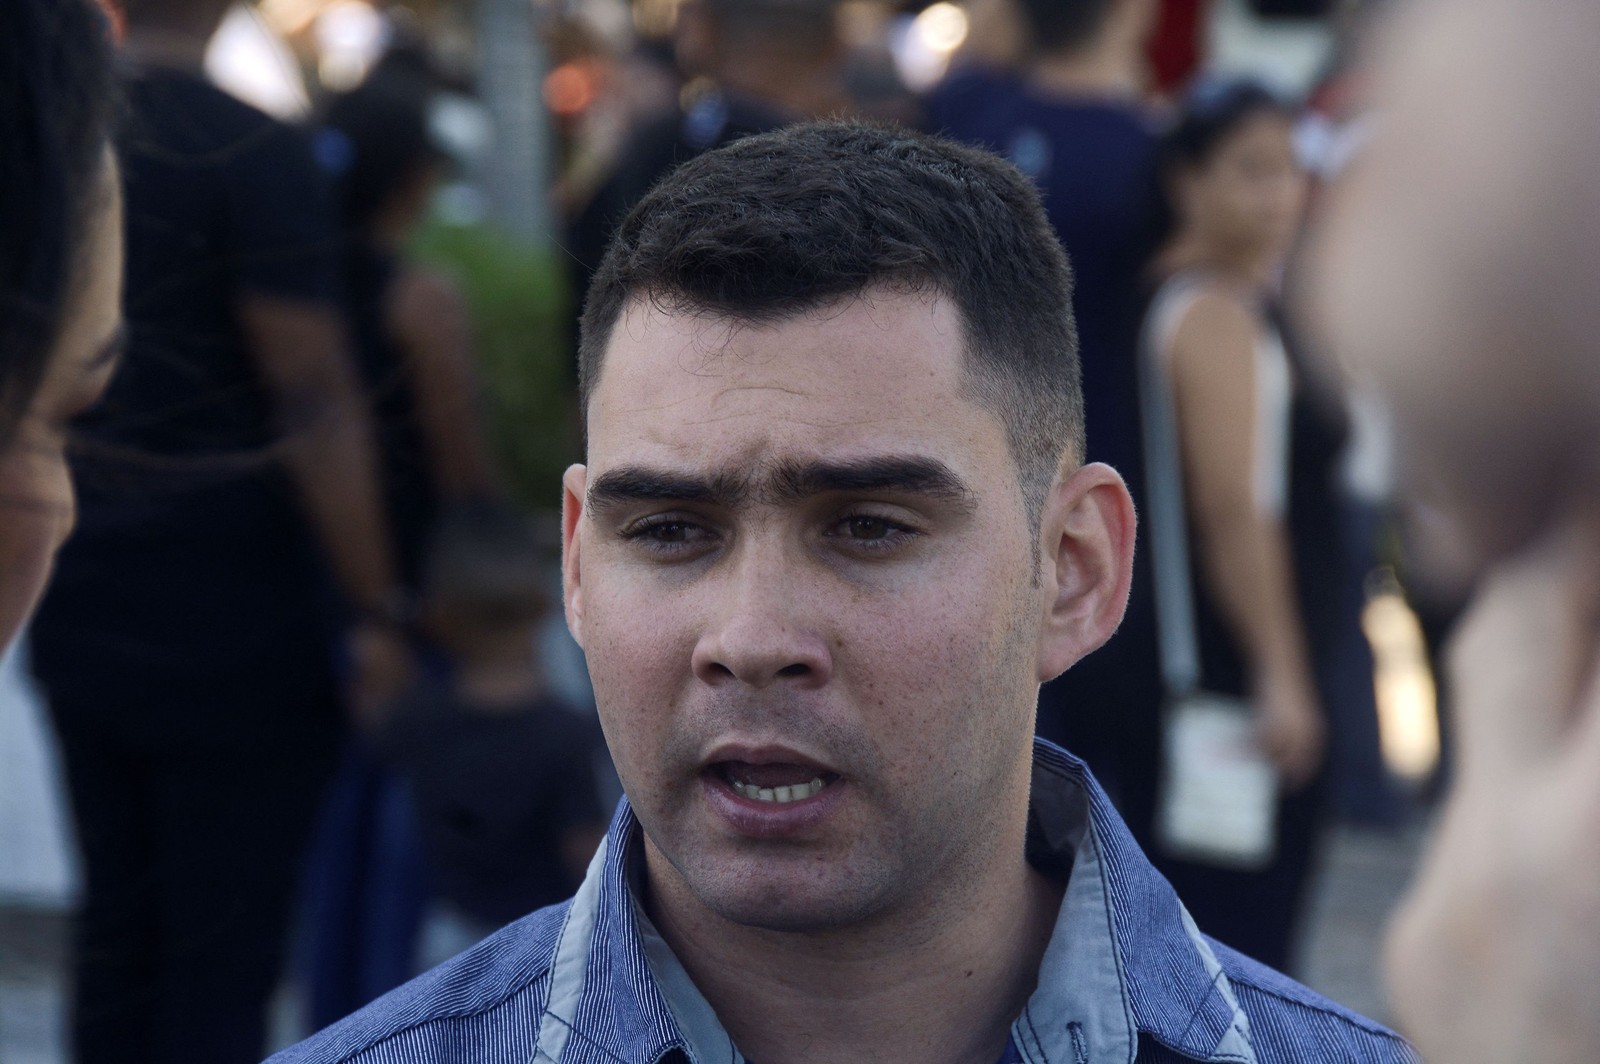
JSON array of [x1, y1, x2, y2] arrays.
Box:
[[648, 521, 695, 543], [847, 516, 892, 540], [827, 512, 921, 556], [620, 514, 717, 559]]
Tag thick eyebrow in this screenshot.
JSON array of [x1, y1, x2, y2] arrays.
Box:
[[586, 455, 977, 515], [767, 456, 977, 512], [587, 466, 751, 512]]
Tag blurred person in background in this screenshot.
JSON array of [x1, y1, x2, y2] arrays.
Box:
[[298, 57, 505, 1028], [566, 0, 851, 310], [318, 59, 501, 620], [1139, 80, 1342, 973], [1307, 0, 1600, 1059], [0, 0, 121, 652], [377, 504, 609, 960], [925, 0, 1168, 834], [26, 0, 411, 1059], [547, 16, 681, 232]]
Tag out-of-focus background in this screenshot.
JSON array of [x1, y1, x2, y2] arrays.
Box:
[[2, 0, 1452, 1060]]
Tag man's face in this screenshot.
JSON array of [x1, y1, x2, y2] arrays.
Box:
[[564, 288, 1047, 933]]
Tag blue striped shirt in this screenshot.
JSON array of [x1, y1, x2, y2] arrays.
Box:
[[270, 739, 1417, 1063]]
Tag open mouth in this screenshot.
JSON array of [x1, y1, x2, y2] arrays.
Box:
[[714, 761, 840, 805]]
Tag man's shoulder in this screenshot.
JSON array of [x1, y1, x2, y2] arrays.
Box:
[[1207, 938, 1418, 1063], [267, 902, 572, 1064]]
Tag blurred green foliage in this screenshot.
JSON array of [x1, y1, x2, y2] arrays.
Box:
[[411, 220, 580, 514]]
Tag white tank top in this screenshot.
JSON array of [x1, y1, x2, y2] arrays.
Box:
[[1144, 272, 1293, 519]]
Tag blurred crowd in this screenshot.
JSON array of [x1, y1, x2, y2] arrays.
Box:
[[26, 0, 1454, 1060]]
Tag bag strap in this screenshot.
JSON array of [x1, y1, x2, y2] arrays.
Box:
[[1138, 275, 1207, 699]]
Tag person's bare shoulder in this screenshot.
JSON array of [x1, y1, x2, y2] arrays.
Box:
[[1165, 283, 1261, 386]]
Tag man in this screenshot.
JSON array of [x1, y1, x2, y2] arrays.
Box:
[[274, 123, 1412, 1064], [1305, 0, 1600, 1060]]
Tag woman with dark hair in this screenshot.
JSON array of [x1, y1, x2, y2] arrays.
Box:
[[1139, 79, 1341, 972], [0, 0, 122, 650]]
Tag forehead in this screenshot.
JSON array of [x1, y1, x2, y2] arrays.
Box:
[[586, 288, 1009, 476], [1199, 112, 1294, 164]]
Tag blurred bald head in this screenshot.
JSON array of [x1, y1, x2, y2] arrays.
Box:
[[1307, 0, 1600, 572]]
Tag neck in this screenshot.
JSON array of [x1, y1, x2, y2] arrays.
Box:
[[122, 26, 215, 71], [643, 825, 1063, 1064], [1156, 235, 1280, 290], [366, 211, 411, 253], [1029, 41, 1145, 100], [716, 53, 848, 120], [1027, 0, 1152, 101]]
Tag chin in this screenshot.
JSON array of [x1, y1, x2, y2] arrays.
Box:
[[690, 864, 894, 934]]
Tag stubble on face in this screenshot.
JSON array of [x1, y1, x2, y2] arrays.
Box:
[[570, 289, 1047, 938]]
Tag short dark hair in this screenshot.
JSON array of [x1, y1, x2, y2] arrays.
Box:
[[578, 121, 1082, 527], [0, 0, 115, 448], [1017, 0, 1119, 55]]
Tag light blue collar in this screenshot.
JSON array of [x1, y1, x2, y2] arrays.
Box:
[[534, 740, 1260, 1064]]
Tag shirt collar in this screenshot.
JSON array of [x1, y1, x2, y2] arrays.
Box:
[[536, 739, 1258, 1064], [1027, 740, 1259, 1064]]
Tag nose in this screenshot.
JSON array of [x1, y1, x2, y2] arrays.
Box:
[[691, 541, 834, 690]]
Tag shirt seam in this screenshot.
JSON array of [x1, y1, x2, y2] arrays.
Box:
[[315, 971, 555, 1064], [1221, 978, 1411, 1044], [531, 1007, 633, 1064]]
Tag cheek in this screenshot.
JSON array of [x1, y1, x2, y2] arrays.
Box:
[[0, 449, 75, 650], [580, 572, 701, 763], [1231, 182, 1276, 229], [1201, 183, 1255, 238], [842, 562, 1036, 744]]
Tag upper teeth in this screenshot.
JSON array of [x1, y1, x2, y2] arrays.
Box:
[[731, 777, 826, 803]]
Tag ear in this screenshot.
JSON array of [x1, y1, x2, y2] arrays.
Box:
[[561, 463, 589, 647], [1035, 462, 1137, 682]]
